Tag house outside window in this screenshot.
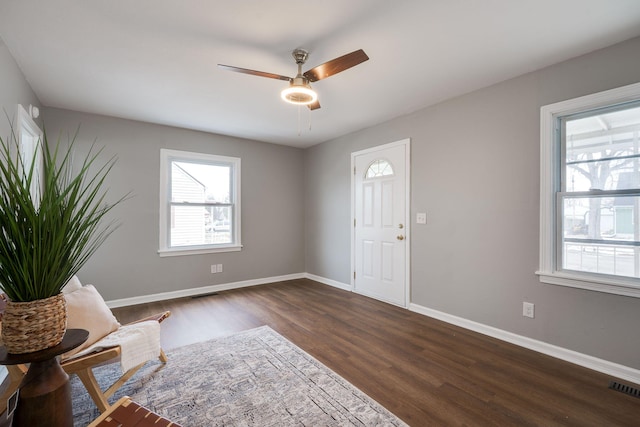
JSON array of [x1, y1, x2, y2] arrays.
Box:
[[159, 149, 241, 256], [539, 82, 640, 297]]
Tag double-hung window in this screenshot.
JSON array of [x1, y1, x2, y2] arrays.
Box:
[[539, 82, 640, 297], [159, 149, 241, 256]]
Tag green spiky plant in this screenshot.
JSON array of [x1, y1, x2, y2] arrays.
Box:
[[0, 128, 126, 302]]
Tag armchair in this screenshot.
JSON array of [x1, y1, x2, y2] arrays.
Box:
[[0, 277, 171, 414]]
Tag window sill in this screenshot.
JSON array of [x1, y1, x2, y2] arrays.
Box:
[[158, 245, 242, 257], [536, 270, 640, 298]]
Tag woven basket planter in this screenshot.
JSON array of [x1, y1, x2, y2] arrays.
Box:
[[1, 293, 67, 354]]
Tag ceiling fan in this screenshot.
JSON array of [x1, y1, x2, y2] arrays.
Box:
[[218, 48, 369, 110]]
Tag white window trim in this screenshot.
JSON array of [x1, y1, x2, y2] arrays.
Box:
[[16, 104, 43, 205], [538, 81, 640, 298], [158, 149, 242, 257]]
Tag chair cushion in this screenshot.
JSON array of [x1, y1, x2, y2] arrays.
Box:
[[64, 285, 120, 357]]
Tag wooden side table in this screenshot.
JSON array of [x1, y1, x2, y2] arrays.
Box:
[[0, 329, 88, 427]]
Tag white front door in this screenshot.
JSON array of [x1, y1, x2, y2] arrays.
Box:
[[352, 140, 409, 307]]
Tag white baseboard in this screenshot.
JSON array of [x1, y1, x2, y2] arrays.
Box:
[[106, 272, 640, 385], [304, 273, 352, 291], [409, 302, 640, 385], [105, 273, 305, 308]]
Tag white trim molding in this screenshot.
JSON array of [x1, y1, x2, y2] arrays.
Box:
[[106, 272, 350, 309], [410, 302, 640, 385], [304, 273, 352, 291], [106, 273, 305, 308]]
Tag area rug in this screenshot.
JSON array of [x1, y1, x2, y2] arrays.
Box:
[[71, 325, 407, 426]]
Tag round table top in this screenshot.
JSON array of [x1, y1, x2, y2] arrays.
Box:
[[0, 329, 88, 364]]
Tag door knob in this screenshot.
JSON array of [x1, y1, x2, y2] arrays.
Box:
[[397, 235, 405, 241], [398, 224, 404, 229]]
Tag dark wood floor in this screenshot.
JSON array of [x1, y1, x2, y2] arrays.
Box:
[[112, 279, 640, 426]]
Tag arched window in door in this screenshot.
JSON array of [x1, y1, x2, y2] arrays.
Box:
[[365, 159, 394, 178]]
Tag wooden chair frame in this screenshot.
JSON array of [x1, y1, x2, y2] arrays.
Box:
[[0, 364, 27, 415], [63, 311, 171, 412]]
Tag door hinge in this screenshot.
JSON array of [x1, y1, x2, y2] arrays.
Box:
[[353, 271, 356, 280], [354, 218, 356, 227], [354, 166, 356, 175]]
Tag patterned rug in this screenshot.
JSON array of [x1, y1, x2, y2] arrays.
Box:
[[71, 326, 407, 426]]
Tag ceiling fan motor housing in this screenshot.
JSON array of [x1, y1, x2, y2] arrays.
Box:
[[292, 49, 309, 65]]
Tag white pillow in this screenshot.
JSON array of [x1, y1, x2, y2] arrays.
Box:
[[63, 284, 121, 358], [62, 275, 83, 294]]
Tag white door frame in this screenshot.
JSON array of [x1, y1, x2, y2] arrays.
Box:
[[350, 138, 411, 308]]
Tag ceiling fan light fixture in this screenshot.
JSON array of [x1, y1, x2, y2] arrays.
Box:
[[281, 83, 317, 105]]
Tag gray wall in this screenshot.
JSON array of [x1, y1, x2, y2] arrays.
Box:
[[42, 109, 306, 301], [0, 36, 41, 138], [304, 36, 640, 369]]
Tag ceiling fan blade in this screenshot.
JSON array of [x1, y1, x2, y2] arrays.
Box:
[[303, 49, 369, 82], [218, 64, 291, 82], [307, 100, 321, 110]]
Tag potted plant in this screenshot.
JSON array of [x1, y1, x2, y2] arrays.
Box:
[[0, 128, 125, 354]]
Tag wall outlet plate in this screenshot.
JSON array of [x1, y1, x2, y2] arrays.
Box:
[[523, 302, 535, 318]]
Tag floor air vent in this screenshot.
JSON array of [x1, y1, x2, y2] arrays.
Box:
[[609, 381, 640, 398], [191, 292, 219, 299]]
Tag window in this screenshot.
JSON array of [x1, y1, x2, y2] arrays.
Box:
[[539, 82, 640, 297], [159, 149, 241, 256], [365, 159, 394, 178], [16, 104, 43, 207]]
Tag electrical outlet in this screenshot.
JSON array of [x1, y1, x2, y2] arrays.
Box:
[[523, 302, 535, 318], [217, 264, 223, 273], [211, 265, 217, 274], [416, 212, 427, 224]]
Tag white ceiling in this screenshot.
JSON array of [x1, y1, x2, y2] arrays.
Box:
[[1, 1, 640, 148]]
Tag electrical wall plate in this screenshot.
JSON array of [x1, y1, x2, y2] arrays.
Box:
[[523, 302, 535, 318]]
